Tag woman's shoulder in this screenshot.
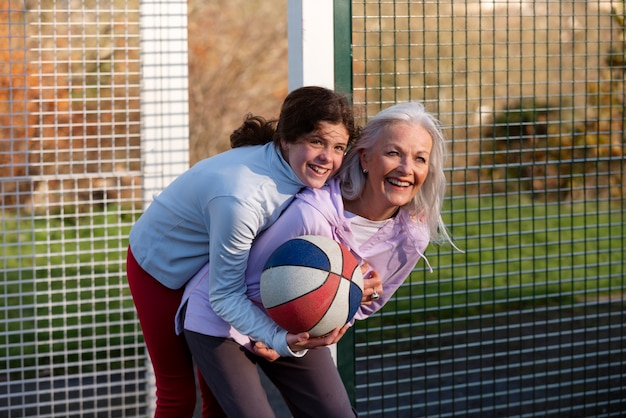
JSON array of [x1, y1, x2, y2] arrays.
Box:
[[193, 143, 270, 169], [392, 208, 431, 248]]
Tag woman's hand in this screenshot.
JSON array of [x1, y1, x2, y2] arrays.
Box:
[[254, 324, 352, 362], [360, 264, 383, 306], [287, 324, 350, 352], [252, 341, 281, 362]]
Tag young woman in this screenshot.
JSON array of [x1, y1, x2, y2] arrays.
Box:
[[179, 101, 455, 417], [126, 86, 358, 417]]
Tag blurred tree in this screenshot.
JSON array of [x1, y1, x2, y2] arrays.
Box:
[[187, 0, 288, 163]]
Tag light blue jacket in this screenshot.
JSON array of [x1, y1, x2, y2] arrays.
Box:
[[129, 142, 305, 289], [179, 177, 432, 357]]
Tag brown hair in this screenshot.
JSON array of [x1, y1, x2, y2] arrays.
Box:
[[230, 86, 358, 149]]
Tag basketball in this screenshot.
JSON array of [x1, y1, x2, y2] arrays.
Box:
[[260, 235, 364, 337]]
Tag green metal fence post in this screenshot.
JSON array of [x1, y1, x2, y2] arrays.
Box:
[[333, 0, 356, 407], [334, 0, 353, 96]]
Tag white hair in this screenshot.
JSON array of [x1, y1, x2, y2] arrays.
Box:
[[338, 102, 453, 245]]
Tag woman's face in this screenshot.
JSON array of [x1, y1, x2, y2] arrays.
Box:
[[360, 122, 433, 220], [281, 121, 349, 189]]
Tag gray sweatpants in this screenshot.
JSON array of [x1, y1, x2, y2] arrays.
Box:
[[184, 330, 357, 418]]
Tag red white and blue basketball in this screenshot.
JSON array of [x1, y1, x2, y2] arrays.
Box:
[[260, 235, 364, 337]]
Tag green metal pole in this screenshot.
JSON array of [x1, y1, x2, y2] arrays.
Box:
[[333, 0, 356, 407], [334, 0, 353, 97]]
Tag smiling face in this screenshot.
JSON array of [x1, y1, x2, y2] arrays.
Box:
[[281, 121, 349, 189], [358, 122, 433, 220]]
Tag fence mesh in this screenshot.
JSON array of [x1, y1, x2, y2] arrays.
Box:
[[1, 0, 144, 416], [2, 0, 625, 416], [347, 1, 625, 416]]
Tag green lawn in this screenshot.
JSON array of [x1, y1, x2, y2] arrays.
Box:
[[1, 205, 140, 378], [361, 196, 624, 333], [2, 197, 624, 375]]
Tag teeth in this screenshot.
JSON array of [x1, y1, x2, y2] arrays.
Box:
[[311, 165, 328, 174], [388, 178, 411, 187]]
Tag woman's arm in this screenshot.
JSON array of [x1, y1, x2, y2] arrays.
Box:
[[206, 197, 297, 356]]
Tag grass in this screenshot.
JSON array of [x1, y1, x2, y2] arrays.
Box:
[[358, 195, 625, 336], [2, 197, 624, 376], [1, 205, 141, 379]]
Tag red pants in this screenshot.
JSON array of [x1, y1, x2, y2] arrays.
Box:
[[126, 247, 226, 418]]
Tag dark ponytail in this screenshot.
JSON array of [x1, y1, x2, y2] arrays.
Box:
[[230, 114, 277, 148]]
